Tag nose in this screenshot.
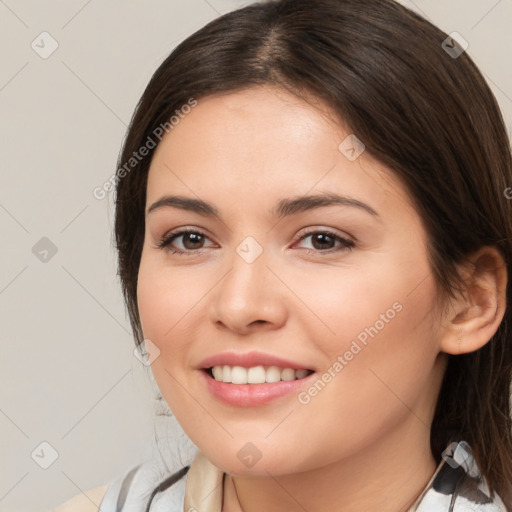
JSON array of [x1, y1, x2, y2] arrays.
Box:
[[209, 244, 288, 335]]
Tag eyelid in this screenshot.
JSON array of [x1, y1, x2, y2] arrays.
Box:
[[292, 228, 355, 252], [156, 227, 215, 251], [156, 226, 355, 256], [295, 226, 354, 243]]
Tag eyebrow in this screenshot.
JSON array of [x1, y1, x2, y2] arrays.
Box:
[[146, 192, 380, 219]]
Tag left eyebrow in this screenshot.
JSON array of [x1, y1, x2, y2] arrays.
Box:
[[272, 192, 380, 219], [146, 192, 380, 220]]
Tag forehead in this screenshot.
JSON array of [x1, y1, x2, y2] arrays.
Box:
[[146, 86, 418, 221]]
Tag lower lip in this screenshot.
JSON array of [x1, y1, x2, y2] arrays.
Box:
[[200, 369, 316, 407]]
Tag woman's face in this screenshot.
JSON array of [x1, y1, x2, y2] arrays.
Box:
[[137, 85, 447, 476]]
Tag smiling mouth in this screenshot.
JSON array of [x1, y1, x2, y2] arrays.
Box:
[[204, 365, 315, 384]]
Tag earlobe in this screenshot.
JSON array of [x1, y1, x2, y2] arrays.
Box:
[[439, 246, 508, 356]]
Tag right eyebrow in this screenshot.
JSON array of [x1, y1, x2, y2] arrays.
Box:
[[147, 195, 219, 218]]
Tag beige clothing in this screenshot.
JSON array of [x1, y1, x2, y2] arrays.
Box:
[[96, 440, 507, 511], [183, 441, 508, 512]]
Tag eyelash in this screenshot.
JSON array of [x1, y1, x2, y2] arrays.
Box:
[[156, 228, 355, 256]]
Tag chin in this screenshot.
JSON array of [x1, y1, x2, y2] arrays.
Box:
[[198, 442, 308, 477]]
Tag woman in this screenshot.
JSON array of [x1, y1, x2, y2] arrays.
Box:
[[54, 0, 512, 510]]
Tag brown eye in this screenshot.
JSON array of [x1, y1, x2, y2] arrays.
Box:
[[310, 232, 336, 250], [296, 230, 355, 254], [157, 229, 214, 255], [178, 232, 205, 250]]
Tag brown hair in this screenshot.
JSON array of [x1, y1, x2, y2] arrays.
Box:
[[113, 0, 512, 504]]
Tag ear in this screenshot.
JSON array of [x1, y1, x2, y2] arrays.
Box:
[[439, 246, 508, 355]]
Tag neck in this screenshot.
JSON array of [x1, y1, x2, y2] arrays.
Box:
[[223, 417, 437, 512]]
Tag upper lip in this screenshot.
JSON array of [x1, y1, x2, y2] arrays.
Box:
[[198, 351, 313, 371]]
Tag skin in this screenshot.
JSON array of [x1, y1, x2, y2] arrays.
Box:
[[136, 85, 507, 512]]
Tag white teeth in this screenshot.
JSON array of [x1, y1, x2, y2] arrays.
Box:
[[222, 365, 232, 383], [231, 366, 246, 384], [247, 366, 266, 384], [281, 368, 296, 381], [266, 366, 281, 383], [295, 369, 309, 379], [212, 366, 223, 381], [209, 365, 312, 384]]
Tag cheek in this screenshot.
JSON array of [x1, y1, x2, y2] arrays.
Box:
[[136, 259, 198, 409], [137, 255, 204, 345], [296, 249, 440, 406], [282, 259, 406, 348], [291, 295, 439, 470], [137, 265, 169, 343]]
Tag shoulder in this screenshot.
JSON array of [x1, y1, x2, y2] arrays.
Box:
[[51, 458, 191, 511], [52, 485, 109, 512]]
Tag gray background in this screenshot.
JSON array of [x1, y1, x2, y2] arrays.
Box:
[[0, 1, 511, 511]]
